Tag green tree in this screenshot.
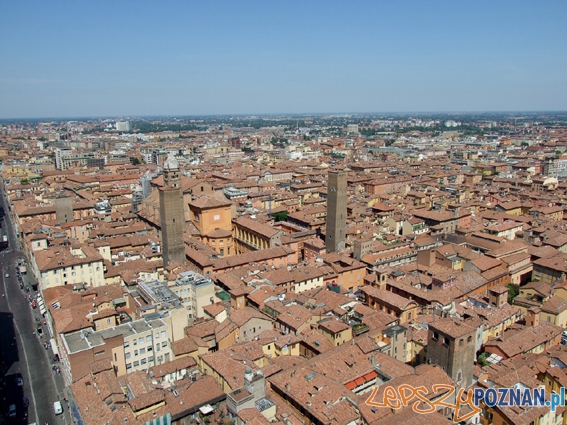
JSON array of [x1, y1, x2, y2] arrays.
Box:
[[477, 352, 489, 367], [507, 283, 519, 304], [272, 211, 288, 222], [130, 157, 141, 166]]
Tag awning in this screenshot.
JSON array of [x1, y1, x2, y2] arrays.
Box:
[[143, 413, 171, 425], [355, 377, 366, 386], [40, 306, 46, 315], [344, 381, 357, 390], [199, 404, 214, 415], [363, 371, 378, 381], [50, 338, 59, 357]]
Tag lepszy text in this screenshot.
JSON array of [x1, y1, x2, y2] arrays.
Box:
[[365, 385, 565, 423]]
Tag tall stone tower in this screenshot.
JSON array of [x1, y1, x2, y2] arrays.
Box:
[[426, 317, 476, 391], [54, 196, 74, 224], [159, 153, 186, 266], [325, 171, 347, 253]]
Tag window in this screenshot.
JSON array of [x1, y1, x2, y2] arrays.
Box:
[[459, 339, 464, 347], [156, 333, 160, 339], [141, 359, 146, 365], [140, 348, 145, 355], [214, 214, 220, 221], [133, 361, 139, 367], [125, 353, 131, 359], [161, 341, 167, 347], [107, 318, 111, 324], [467, 336, 472, 344], [161, 331, 166, 338], [124, 342, 130, 348], [147, 346, 153, 352], [457, 371, 462, 381], [443, 337, 450, 346], [133, 339, 137, 346], [126, 363, 132, 369], [139, 337, 144, 344], [156, 344, 161, 352], [433, 332, 439, 341], [146, 335, 152, 342]]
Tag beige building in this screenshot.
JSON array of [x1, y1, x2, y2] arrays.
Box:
[[33, 245, 105, 290], [167, 271, 217, 319]]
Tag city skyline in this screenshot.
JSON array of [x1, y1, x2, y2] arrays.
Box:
[[1, 1, 567, 118]]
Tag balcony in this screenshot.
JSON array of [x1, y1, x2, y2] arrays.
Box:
[[352, 323, 369, 336]]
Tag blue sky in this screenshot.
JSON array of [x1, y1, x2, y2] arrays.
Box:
[[1, 1, 566, 118]]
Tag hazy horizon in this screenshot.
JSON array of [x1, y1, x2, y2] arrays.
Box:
[[2, 1, 566, 119]]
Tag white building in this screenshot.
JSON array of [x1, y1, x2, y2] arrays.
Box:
[[116, 121, 131, 132], [55, 148, 73, 170]]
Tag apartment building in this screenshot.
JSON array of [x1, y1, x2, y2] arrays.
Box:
[[59, 317, 172, 386], [33, 245, 105, 290]]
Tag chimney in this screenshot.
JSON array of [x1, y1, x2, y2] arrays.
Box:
[[526, 307, 540, 327]]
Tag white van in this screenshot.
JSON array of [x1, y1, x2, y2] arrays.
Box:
[[53, 401, 63, 415]]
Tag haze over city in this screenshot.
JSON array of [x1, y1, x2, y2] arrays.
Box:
[[1, 1, 567, 118]]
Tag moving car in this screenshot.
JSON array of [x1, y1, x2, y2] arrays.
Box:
[[16, 375, 23, 386], [5, 273, 9, 278], [8, 404, 16, 418]]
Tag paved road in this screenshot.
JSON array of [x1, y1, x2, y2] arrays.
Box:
[[0, 186, 70, 425]]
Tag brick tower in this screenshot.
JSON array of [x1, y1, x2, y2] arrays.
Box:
[[325, 171, 347, 253], [159, 153, 186, 266]]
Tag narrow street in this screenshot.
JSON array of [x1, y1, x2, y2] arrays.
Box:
[[0, 183, 71, 425]]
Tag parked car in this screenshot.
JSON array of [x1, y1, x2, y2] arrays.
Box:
[[53, 401, 63, 415], [16, 375, 23, 386], [8, 404, 16, 418], [22, 396, 29, 408]]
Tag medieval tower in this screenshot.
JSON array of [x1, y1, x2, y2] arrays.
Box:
[[159, 153, 186, 266], [325, 170, 347, 253]]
